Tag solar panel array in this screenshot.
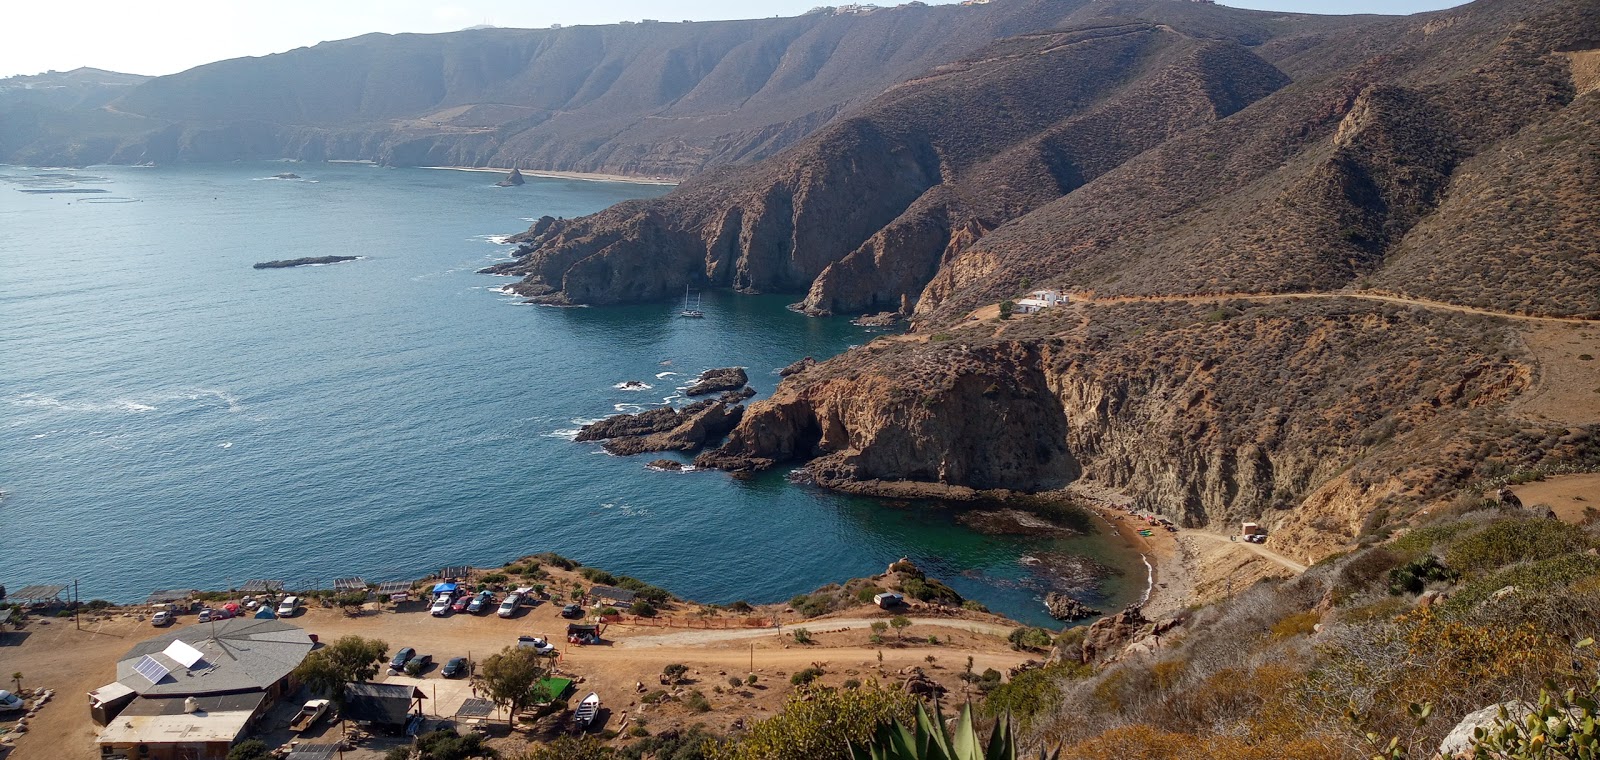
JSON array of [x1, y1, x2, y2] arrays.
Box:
[[133, 655, 171, 685]]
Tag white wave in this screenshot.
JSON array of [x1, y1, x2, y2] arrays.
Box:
[[654, 371, 679, 379], [613, 382, 653, 391], [218, 442, 233, 449], [542, 428, 582, 441], [470, 234, 512, 245], [1018, 554, 1042, 566], [11, 393, 157, 413], [613, 403, 647, 413], [646, 462, 697, 473]]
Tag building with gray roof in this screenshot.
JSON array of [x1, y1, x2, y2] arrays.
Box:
[[94, 618, 314, 760]]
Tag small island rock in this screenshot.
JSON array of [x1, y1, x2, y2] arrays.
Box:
[[253, 255, 359, 269], [685, 367, 748, 396], [496, 168, 526, 187]]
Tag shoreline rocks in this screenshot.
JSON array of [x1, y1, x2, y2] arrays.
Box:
[[253, 255, 359, 269], [685, 367, 748, 396], [1044, 592, 1100, 622], [577, 398, 744, 455]]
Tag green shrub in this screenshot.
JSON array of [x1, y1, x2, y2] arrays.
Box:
[[227, 740, 272, 760], [685, 690, 712, 713], [961, 599, 989, 613], [579, 567, 619, 585], [1008, 626, 1054, 651], [746, 674, 759, 686], [791, 667, 825, 686], [842, 678, 862, 689], [728, 600, 754, 614], [1447, 553, 1600, 610], [630, 600, 657, 617], [479, 573, 508, 585], [980, 663, 1088, 732], [792, 628, 813, 645], [728, 676, 745, 689], [1445, 518, 1592, 573], [534, 553, 579, 570], [662, 663, 689, 682], [1388, 555, 1458, 595], [1388, 521, 1474, 559]]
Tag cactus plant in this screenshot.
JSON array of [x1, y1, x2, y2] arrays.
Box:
[[849, 703, 1058, 760]]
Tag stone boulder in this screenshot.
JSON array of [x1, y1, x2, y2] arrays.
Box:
[[686, 367, 749, 396], [577, 399, 745, 455], [779, 357, 816, 377], [1043, 592, 1100, 622], [1078, 604, 1182, 664], [1437, 702, 1530, 759]]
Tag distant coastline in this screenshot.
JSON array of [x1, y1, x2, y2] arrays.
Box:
[[420, 165, 679, 186]]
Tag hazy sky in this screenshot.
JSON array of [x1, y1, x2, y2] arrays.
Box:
[[2, 0, 1469, 79]]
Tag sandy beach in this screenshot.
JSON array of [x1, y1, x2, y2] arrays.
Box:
[[420, 165, 679, 186]]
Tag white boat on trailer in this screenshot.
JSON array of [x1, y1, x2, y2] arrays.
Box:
[[572, 691, 601, 729]]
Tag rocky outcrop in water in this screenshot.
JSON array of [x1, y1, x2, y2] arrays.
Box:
[[1044, 593, 1100, 622], [779, 357, 816, 378], [685, 368, 748, 397], [577, 398, 744, 455], [253, 256, 358, 269], [496, 168, 525, 187]]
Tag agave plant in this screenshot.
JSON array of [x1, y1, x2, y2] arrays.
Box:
[[848, 703, 1059, 760]]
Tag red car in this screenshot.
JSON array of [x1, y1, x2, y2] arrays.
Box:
[[451, 594, 472, 613]]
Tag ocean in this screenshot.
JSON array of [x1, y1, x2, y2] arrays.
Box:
[[0, 161, 1142, 626]]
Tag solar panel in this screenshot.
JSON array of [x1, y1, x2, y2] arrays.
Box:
[[133, 655, 171, 685], [163, 639, 205, 669]]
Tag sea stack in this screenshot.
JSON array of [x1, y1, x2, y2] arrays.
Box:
[[496, 168, 526, 187]]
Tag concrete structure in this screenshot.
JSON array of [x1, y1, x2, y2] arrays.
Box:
[[1013, 290, 1065, 314], [93, 618, 314, 760]]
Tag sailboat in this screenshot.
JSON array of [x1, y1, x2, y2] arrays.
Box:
[[681, 285, 705, 318]]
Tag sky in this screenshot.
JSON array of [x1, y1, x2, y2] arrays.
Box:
[[1, 0, 1470, 79]]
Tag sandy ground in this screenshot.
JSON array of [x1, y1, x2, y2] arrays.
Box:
[[1513, 324, 1600, 427], [1513, 473, 1600, 523], [1067, 484, 1190, 619], [0, 568, 1032, 760], [420, 166, 679, 186]]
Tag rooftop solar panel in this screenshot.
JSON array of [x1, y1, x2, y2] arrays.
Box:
[[133, 655, 170, 685], [163, 639, 206, 669]]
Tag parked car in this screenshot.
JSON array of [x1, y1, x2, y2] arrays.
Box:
[[560, 604, 583, 619], [197, 608, 213, 623], [151, 610, 175, 627], [276, 596, 303, 617], [430, 595, 453, 617], [497, 593, 522, 618], [403, 654, 433, 675], [389, 647, 417, 672], [467, 590, 495, 614], [442, 657, 470, 678], [0, 691, 23, 714], [517, 636, 556, 656], [451, 594, 472, 613]]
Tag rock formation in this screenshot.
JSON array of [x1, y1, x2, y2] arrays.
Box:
[[684, 368, 748, 397], [253, 256, 359, 269], [495, 168, 525, 187], [577, 399, 744, 455], [1043, 593, 1100, 622]]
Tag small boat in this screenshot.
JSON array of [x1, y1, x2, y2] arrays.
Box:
[[572, 691, 601, 729], [680, 286, 704, 318]]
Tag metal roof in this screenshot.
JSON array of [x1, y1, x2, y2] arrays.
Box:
[[287, 746, 340, 760], [0, 608, 11, 626], [116, 618, 313, 697], [344, 683, 425, 725], [333, 577, 367, 591], [239, 580, 284, 594], [10, 584, 66, 602], [144, 589, 198, 605], [96, 693, 265, 746], [375, 581, 412, 595], [589, 585, 637, 603]]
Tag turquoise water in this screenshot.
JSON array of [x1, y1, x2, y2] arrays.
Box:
[[0, 162, 1142, 626]]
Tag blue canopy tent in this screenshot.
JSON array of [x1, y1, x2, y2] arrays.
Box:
[[431, 582, 458, 596]]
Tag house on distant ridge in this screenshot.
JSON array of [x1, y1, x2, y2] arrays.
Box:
[[1014, 290, 1065, 314]]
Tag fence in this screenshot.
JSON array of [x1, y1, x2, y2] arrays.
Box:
[[603, 615, 775, 629]]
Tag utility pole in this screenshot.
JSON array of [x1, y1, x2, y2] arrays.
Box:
[[73, 579, 80, 630]]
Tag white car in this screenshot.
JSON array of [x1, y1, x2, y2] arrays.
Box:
[[430, 595, 453, 617], [497, 593, 522, 618], [517, 636, 556, 655], [0, 690, 23, 713], [276, 596, 302, 617], [151, 610, 175, 627]]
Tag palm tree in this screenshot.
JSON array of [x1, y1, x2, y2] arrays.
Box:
[[10, 672, 21, 692]]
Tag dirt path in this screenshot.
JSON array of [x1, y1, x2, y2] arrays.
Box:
[[1064, 290, 1597, 325], [1182, 531, 1309, 574], [1513, 473, 1600, 523], [616, 617, 1017, 649]]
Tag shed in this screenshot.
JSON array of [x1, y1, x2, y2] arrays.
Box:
[[344, 683, 426, 727], [88, 682, 137, 726], [589, 585, 637, 605]]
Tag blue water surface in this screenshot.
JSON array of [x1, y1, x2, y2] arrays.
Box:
[[0, 162, 1142, 626]]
